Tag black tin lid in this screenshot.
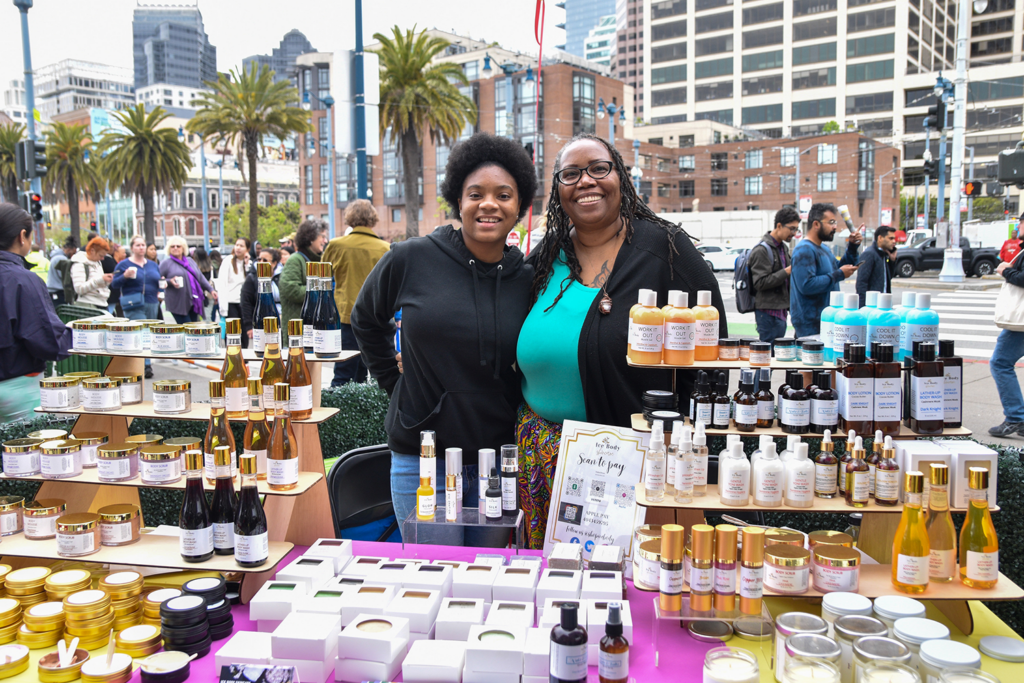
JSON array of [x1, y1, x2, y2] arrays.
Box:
[[182, 575, 226, 604], [159, 594, 207, 626]]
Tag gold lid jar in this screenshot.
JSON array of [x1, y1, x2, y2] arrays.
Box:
[[61, 372, 100, 381], [0, 497, 23, 514], [0, 599, 21, 629], [70, 322, 107, 352], [56, 514, 101, 558], [152, 379, 190, 393], [79, 378, 122, 413], [152, 380, 192, 415], [182, 322, 218, 335], [97, 442, 138, 458], [125, 434, 163, 446], [66, 611, 115, 639], [808, 530, 854, 548], [139, 444, 181, 460], [765, 528, 806, 547], [1, 439, 43, 478], [183, 323, 220, 357], [765, 544, 812, 567], [2, 438, 43, 453], [70, 321, 107, 331], [5, 567, 50, 592], [17, 622, 63, 648], [764, 544, 812, 596], [27, 429, 69, 441], [0, 643, 30, 678], [23, 601, 65, 630], [150, 323, 183, 334], [69, 432, 108, 446], [634, 538, 662, 591], [99, 571, 143, 600], [105, 321, 142, 333], [115, 624, 159, 649], [39, 377, 80, 389], [97, 505, 142, 547], [162, 436, 201, 451], [38, 648, 89, 683], [24, 498, 67, 541], [39, 439, 83, 455], [142, 588, 181, 617], [80, 377, 122, 390]]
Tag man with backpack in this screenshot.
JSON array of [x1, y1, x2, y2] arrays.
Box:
[[746, 207, 799, 343]]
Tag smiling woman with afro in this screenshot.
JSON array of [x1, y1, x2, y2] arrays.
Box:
[[350, 131, 537, 548]]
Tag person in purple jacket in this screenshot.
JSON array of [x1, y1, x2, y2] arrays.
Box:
[[158, 236, 217, 323], [0, 203, 73, 422]]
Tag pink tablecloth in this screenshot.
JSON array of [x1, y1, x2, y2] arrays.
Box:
[[147, 540, 716, 682]]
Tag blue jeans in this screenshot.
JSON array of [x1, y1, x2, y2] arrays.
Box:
[[991, 329, 1024, 422], [125, 303, 160, 367], [172, 311, 199, 324], [793, 322, 819, 339], [332, 323, 368, 387], [754, 309, 789, 344], [391, 452, 511, 547]]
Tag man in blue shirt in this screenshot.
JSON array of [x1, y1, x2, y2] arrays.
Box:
[[790, 202, 861, 338]]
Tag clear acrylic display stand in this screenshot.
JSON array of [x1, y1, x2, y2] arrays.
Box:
[[652, 598, 774, 668], [402, 508, 525, 549]]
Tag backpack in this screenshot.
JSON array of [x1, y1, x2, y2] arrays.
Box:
[[56, 259, 77, 304], [732, 242, 770, 314]]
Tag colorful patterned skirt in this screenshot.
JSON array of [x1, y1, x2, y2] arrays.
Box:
[[516, 402, 563, 550]]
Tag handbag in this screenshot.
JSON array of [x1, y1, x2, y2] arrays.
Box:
[[994, 251, 1024, 331], [119, 264, 146, 312]]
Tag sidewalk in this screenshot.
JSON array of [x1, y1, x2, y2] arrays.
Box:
[[892, 274, 1003, 292], [963, 359, 1024, 450]]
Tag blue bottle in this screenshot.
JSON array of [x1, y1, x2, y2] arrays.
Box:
[[819, 291, 845, 363], [832, 293, 867, 361], [896, 291, 917, 361], [864, 291, 879, 310], [867, 293, 900, 351], [906, 292, 940, 355]]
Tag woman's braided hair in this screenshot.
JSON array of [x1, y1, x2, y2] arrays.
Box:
[[529, 132, 692, 310]]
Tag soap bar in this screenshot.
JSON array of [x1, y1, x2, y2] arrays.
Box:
[[548, 542, 583, 570]]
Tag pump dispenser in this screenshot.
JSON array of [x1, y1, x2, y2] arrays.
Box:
[[821, 291, 845, 363], [629, 290, 664, 365], [897, 291, 918, 360], [780, 434, 801, 462], [420, 431, 437, 493], [785, 443, 815, 508], [693, 290, 720, 360], [833, 293, 867, 361], [485, 468, 502, 520], [720, 442, 751, 506], [753, 441, 782, 507], [663, 290, 696, 366]]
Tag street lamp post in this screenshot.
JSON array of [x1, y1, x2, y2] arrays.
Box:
[[179, 127, 211, 251], [597, 98, 627, 147], [217, 158, 225, 247], [631, 139, 641, 194], [14, 0, 42, 244], [303, 92, 336, 239], [877, 167, 901, 231], [353, 0, 368, 200]]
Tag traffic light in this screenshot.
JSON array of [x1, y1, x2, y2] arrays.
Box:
[[17, 140, 46, 179], [89, 221, 97, 230], [922, 157, 939, 177], [998, 145, 1024, 188], [963, 180, 982, 197], [923, 97, 945, 131], [29, 193, 43, 222]]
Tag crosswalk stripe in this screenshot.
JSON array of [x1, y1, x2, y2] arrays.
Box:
[[931, 333, 1003, 342], [932, 306, 996, 313], [939, 323, 1001, 332], [933, 297, 999, 304], [959, 348, 996, 358]]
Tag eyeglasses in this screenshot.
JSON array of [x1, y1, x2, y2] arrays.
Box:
[[555, 160, 614, 185], [823, 219, 838, 226], [783, 224, 800, 231]]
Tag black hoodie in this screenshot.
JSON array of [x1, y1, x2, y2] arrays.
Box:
[[351, 225, 534, 461]]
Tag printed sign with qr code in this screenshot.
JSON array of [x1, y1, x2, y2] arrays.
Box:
[[558, 501, 584, 526], [588, 479, 606, 503], [614, 483, 636, 508], [565, 475, 584, 497]]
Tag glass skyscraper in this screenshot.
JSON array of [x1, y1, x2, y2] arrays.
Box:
[[561, 0, 617, 58]]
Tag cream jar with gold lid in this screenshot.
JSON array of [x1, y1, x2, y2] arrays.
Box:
[[1, 438, 43, 477], [38, 377, 80, 410], [80, 377, 122, 412], [69, 431, 108, 468]]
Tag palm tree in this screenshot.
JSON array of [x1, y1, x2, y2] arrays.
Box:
[[188, 63, 309, 245], [373, 26, 477, 240], [0, 123, 25, 205], [98, 104, 191, 246], [42, 123, 102, 248]]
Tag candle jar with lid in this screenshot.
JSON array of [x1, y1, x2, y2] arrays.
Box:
[[69, 432, 108, 468], [853, 639, 913, 683], [23, 499, 66, 541], [39, 440, 84, 479], [106, 374, 142, 405], [0, 497, 24, 536], [96, 443, 139, 483], [812, 546, 861, 593], [2, 438, 43, 477], [774, 613, 828, 683], [80, 377, 123, 412], [56, 513, 101, 558], [151, 324, 185, 355], [152, 380, 191, 415], [834, 616, 888, 683], [97, 504, 142, 547], [703, 647, 759, 683], [764, 545, 811, 595], [801, 341, 825, 366], [918, 641, 981, 683], [873, 596, 925, 637], [105, 321, 144, 354], [70, 320, 106, 350], [892, 618, 950, 672], [821, 592, 872, 639], [38, 377, 81, 410], [183, 323, 220, 357], [786, 635, 842, 680], [783, 657, 840, 683], [938, 670, 999, 683], [139, 445, 183, 485], [861, 662, 921, 683]]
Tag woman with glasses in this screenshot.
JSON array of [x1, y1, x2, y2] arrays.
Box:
[[515, 133, 727, 549], [159, 236, 217, 323]]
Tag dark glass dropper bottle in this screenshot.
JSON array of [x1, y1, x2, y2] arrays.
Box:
[[712, 371, 731, 430], [550, 603, 588, 683], [234, 453, 269, 568], [179, 449, 213, 563], [210, 445, 237, 556]]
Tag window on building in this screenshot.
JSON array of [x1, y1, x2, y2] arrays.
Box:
[[679, 155, 696, 171], [695, 35, 733, 55], [742, 25, 784, 49], [794, 0, 837, 15], [652, 64, 687, 84], [318, 116, 329, 156], [977, 0, 1015, 14], [818, 172, 838, 191], [818, 144, 838, 164], [793, 17, 837, 41], [695, 0, 730, 9], [657, 183, 671, 198], [463, 60, 478, 80], [745, 176, 763, 195], [680, 180, 695, 196], [653, 19, 687, 41], [742, 103, 783, 124], [711, 153, 729, 171], [846, 92, 894, 113], [187, 218, 196, 236], [680, 135, 695, 148], [745, 150, 763, 169], [652, 41, 687, 62], [652, 0, 687, 19], [742, 75, 784, 95], [743, 3, 784, 25], [209, 191, 218, 209], [847, 33, 896, 57], [695, 57, 733, 78], [319, 166, 329, 205], [652, 87, 687, 106], [317, 66, 330, 105], [391, 208, 401, 223], [793, 41, 837, 64], [572, 74, 596, 135], [696, 11, 732, 33], [697, 109, 734, 125], [696, 81, 733, 100], [971, 37, 1013, 56], [792, 98, 836, 119], [780, 174, 797, 194], [848, 7, 896, 32], [711, 178, 729, 195], [185, 190, 195, 209], [742, 50, 785, 72], [793, 67, 837, 89], [846, 59, 894, 82]]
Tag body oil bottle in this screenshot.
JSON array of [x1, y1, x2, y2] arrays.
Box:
[[960, 467, 999, 589], [693, 290, 720, 361], [926, 463, 957, 583], [892, 471, 930, 594], [814, 430, 839, 499], [844, 436, 870, 508], [205, 379, 237, 483], [267, 383, 298, 491], [179, 450, 213, 563], [210, 445, 237, 556], [550, 603, 588, 683], [235, 453, 269, 568], [645, 420, 666, 503], [285, 319, 313, 420], [221, 318, 248, 418], [662, 290, 695, 366], [674, 426, 694, 504], [692, 422, 708, 497]]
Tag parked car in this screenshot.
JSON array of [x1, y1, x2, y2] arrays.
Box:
[[698, 245, 749, 272], [894, 236, 1000, 277]]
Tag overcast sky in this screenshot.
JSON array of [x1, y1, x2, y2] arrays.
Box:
[[2, 0, 566, 84]]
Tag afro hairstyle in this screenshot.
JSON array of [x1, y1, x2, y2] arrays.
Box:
[[439, 131, 538, 222]]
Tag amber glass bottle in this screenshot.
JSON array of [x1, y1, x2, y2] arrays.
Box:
[[267, 383, 299, 491], [844, 436, 870, 508], [258, 317, 285, 408], [873, 344, 902, 438], [842, 344, 874, 436], [285, 319, 313, 420], [755, 368, 775, 428], [204, 379, 237, 484], [910, 343, 945, 435], [892, 471, 930, 594], [814, 429, 839, 499], [221, 318, 248, 419], [243, 378, 270, 480]]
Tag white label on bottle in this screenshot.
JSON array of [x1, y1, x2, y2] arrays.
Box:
[[287, 335, 302, 349], [693, 455, 708, 486], [833, 324, 867, 353], [896, 554, 929, 586], [185, 334, 218, 356], [289, 385, 313, 412], [756, 469, 781, 503], [633, 323, 663, 353], [757, 399, 774, 422], [844, 377, 873, 420], [445, 488, 457, 521], [264, 332, 281, 348], [57, 530, 95, 555], [821, 320, 834, 352], [910, 375, 944, 421], [235, 532, 269, 563], [98, 457, 130, 480], [627, 318, 637, 346], [599, 650, 628, 681], [645, 459, 665, 489], [900, 321, 909, 352], [82, 389, 121, 411], [665, 321, 695, 351], [929, 548, 956, 579], [839, 463, 848, 494], [739, 565, 764, 599], [661, 567, 684, 593], [244, 448, 268, 475], [213, 522, 234, 550], [944, 366, 962, 421], [781, 398, 809, 426], [689, 397, 695, 422], [106, 331, 143, 353], [418, 492, 435, 517], [73, 329, 105, 350], [787, 467, 814, 503], [225, 387, 247, 414], [695, 319, 719, 347], [870, 324, 900, 348], [909, 323, 939, 347], [666, 450, 677, 486], [267, 458, 299, 486], [714, 567, 736, 595], [24, 515, 56, 539], [501, 477, 517, 511], [695, 403, 712, 425], [875, 469, 900, 501], [101, 520, 134, 545], [550, 643, 588, 680], [966, 550, 999, 582], [677, 457, 694, 490], [41, 454, 76, 476], [852, 471, 870, 502], [153, 392, 186, 413], [811, 399, 839, 426], [262, 386, 276, 409], [485, 494, 502, 519], [723, 466, 749, 502], [226, 334, 242, 348], [815, 462, 838, 495], [252, 329, 265, 353], [313, 329, 343, 354], [874, 376, 902, 421], [713, 403, 731, 427], [179, 526, 214, 557], [836, 371, 847, 419], [735, 403, 758, 426], [690, 566, 714, 592], [3, 452, 39, 476], [152, 333, 185, 353]]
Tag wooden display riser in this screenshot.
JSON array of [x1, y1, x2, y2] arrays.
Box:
[[0, 469, 323, 497], [635, 486, 999, 514], [630, 414, 973, 439], [71, 348, 359, 363], [35, 402, 338, 424], [627, 357, 837, 371]]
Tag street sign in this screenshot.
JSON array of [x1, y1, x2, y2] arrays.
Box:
[[964, 180, 982, 197], [799, 195, 812, 220], [880, 208, 892, 226], [506, 230, 521, 248], [916, 214, 925, 228]]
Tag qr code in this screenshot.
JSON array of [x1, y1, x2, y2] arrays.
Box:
[[589, 479, 606, 499], [614, 483, 636, 508], [565, 476, 584, 497]]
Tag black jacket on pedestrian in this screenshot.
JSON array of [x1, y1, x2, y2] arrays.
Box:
[[855, 245, 896, 307], [1002, 248, 1024, 287], [351, 225, 533, 461], [747, 232, 791, 311], [0, 251, 73, 381]]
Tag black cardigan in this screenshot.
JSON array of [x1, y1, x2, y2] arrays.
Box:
[[528, 218, 729, 428]]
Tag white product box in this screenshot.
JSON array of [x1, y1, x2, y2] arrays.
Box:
[[341, 556, 388, 577], [581, 570, 624, 601], [492, 565, 539, 603], [894, 441, 950, 502], [435, 597, 486, 641], [585, 599, 634, 644], [249, 580, 309, 621], [334, 650, 404, 683], [934, 440, 1000, 509], [275, 657, 335, 683], [294, 586, 354, 616], [402, 639, 467, 683], [337, 613, 410, 663], [271, 612, 341, 661], [465, 623, 526, 675], [523, 627, 550, 677], [304, 538, 354, 574], [432, 559, 469, 571], [452, 564, 498, 602], [509, 555, 544, 570], [536, 568, 583, 604], [409, 623, 436, 643], [403, 563, 454, 596], [325, 576, 366, 591], [384, 588, 442, 634], [539, 598, 586, 631], [523, 677, 548, 683], [463, 665, 521, 683], [275, 556, 336, 592], [338, 584, 397, 627], [257, 620, 281, 633], [366, 561, 415, 587], [215, 631, 272, 667], [484, 600, 535, 629], [472, 554, 506, 567]]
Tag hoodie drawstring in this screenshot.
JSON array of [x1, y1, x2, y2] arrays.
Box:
[[469, 260, 487, 369], [493, 265, 503, 379]]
